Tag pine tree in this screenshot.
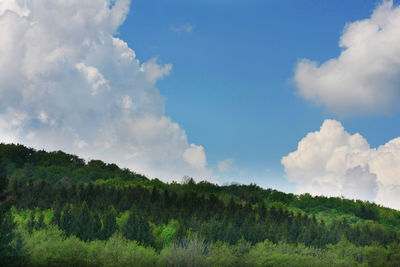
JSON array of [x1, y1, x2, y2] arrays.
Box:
[[75, 201, 94, 241], [122, 208, 139, 240], [256, 201, 267, 221], [91, 212, 102, 240], [122, 207, 154, 246], [27, 212, 35, 234], [100, 211, 117, 240], [35, 212, 46, 230], [151, 186, 161, 203], [137, 215, 154, 246], [0, 177, 24, 265], [59, 204, 74, 236], [51, 203, 62, 226]]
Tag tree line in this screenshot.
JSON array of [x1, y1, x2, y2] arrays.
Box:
[[1, 143, 400, 266]]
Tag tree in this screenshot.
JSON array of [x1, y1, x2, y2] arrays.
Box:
[[75, 201, 100, 241], [59, 204, 74, 236], [27, 212, 36, 234], [51, 203, 62, 226], [0, 177, 24, 265], [35, 212, 46, 230], [100, 210, 117, 240], [122, 207, 154, 246]]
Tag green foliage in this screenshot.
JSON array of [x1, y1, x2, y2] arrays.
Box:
[[152, 219, 178, 249], [101, 210, 118, 240], [206, 241, 238, 267], [26, 212, 35, 233], [0, 177, 25, 265], [59, 204, 74, 236], [88, 232, 158, 267], [12, 221, 400, 266], [159, 235, 209, 267], [3, 143, 400, 266], [121, 207, 154, 246], [0, 143, 147, 184], [25, 225, 88, 266], [35, 212, 45, 230], [23, 226, 158, 266]]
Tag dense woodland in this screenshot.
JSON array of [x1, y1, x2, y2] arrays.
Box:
[[1, 143, 400, 266]]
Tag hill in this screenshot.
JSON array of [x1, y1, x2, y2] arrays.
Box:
[[1, 142, 400, 266]]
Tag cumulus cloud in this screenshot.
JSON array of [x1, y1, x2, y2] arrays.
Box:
[[294, 0, 400, 116], [0, 0, 210, 181], [282, 119, 400, 209], [183, 144, 207, 169]]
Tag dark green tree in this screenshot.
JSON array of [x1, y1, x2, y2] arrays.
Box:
[[27, 212, 36, 234], [91, 212, 102, 240], [59, 204, 74, 236], [51, 203, 62, 226], [100, 211, 117, 240], [122, 207, 154, 246], [75, 201, 99, 241], [0, 177, 24, 265], [35, 212, 46, 230]]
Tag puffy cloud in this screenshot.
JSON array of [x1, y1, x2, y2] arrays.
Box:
[[183, 144, 207, 169], [294, 1, 400, 116], [0, 0, 209, 181], [282, 119, 400, 209]]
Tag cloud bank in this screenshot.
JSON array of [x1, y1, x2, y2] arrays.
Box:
[[294, 0, 400, 116], [0, 0, 209, 181], [282, 119, 400, 210]]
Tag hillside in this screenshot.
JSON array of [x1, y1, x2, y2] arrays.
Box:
[[1, 143, 400, 266]]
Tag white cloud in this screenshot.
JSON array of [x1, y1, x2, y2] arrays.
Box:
[[0, 0, 30, 17], [183, 144, 207, 169], [294, 1, 400, 116], [140, 58, 172, 84], [0, 0, 210, 181], [170, 23, 195, 33], [75, 63, 110, 95], [218, 158, 234, 172], [282, 119, 400, 209]]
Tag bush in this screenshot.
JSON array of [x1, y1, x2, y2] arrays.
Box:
[[242, 239, 326, 267], [24, 225, 88, 266], [159, 235, 209, 267], [97, 232, 157, 267], [207, 241, 238, 267], [23, 226, 158, 266]]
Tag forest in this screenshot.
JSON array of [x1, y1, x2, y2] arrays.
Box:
[[1, 143, 400, 266]]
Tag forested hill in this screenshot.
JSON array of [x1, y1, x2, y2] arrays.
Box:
[[1, 142, 399, 225], [1, 142, 400, 266], [0, 143, 148, 183]]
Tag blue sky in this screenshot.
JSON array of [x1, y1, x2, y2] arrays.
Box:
[[117, 0, 400, 191], [2, 0, 400, 208]]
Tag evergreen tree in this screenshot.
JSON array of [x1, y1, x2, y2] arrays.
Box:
[[100, 211, 117, 240], [27, 212, 35, 234], [122, 208, 139, 240], [35, 212, 46, 230], [0, 177, 24, 265], [91, 212, 102, 240], [151, 186, 161, 203], [122, 207, 154, 246], [75, 201, 95, 241], [59, 204, 74, 236], [51, 203, 62, 226]]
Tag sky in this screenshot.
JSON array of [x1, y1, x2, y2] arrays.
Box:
[[1, 0, 400, 209]]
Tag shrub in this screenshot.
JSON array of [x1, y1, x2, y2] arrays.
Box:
[[159, 235, 209, 267]]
